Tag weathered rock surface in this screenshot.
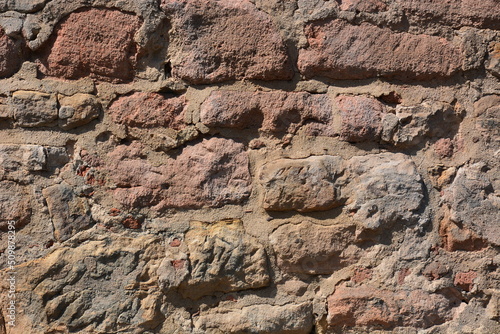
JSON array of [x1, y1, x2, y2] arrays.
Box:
[[442, 163, 500, 247], [193, 302, 313, 334], [58, 94, 101, 130], [0, 27, 23, 77], [41, 8, 141, 82], [162, 0, 293, 84], [298, 19, 463, 80], [158, 220, 270, 299], [327, 285, 456, 329], [336, 95, 384, 142], [200, 90, 335, 136], [260, 156, 344, 212], [10, 91, 58, 127], [0, 180, 31, 230], [270, 222, 358, 274], [108, 92, 186, 129], [346, 153, 424, 231]]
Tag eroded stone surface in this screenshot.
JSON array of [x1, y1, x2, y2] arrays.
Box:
[[0, 26, 23, 77], [58, 94, 101, 130], [158, 220, 270, 299], [270, 222, 358, 274], [298, 19, 463, 80], [0, 181, 31, 230], [108, 92, 186, 129], [200, 90, 334, 136], [260, 156, 344, 212], [41, 8, 141, 82], [162, 0, 293, 84], [10, 91, 58, 127], [336, 95, 384, 142]]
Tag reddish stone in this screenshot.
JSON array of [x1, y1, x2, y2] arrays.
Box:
[[423, 261, 449, 281], [434, 138, 454, 158], [42, 8, 141, 82], [108, 208, 121, 217], [336, 95, 384, 142], [397, 268, 411, 285], [352, 267, 373, 284], [0, 181, 31, 230], [454, 271, 477, 292], [200, 90, 334, 136], [439, 215, 487, 251], [340, 0, 387, 13], [398, 0, 500, 29], [327, 286, 455, 329], [171, 259, 186, 270], [108, 93, 186, 129], [298, 20, 463, 80], [0, 27, 23, 78], [121, 216, 142, 229], [162, 0, 293, 84], [169, 238, 181, 247]]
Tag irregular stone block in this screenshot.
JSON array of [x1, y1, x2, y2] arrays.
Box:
[[0, 27, 23, 77], [336, 95, 384, 142], [42, 183, 93, 241], [0, 181, 31, 230], [200, 90, 334, 136], [259, 156, 344, 212], [340, 0, 387, 13], [474, 95, 500, 143], [10, 91, 58, 127], [487, 42, 500, 77], [41, 8, 141, 82], [162, 0, 293, 84], [442, 163, 500, 247], [58, 94, 101, 130], [0, 144, 47, 174], [194, 303, 313, 333], [108, 92, 186, 129], [0, 0, 46, 13], [158, 220, 270, 299], [298, 19, 463, 80], [397, 0, 500, 29], [347, 153, 424, 230], [270, 222, 358, 274], [327, 285, 456, 329]]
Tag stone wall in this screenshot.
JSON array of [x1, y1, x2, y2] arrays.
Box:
[[0, 1, 499, 333]]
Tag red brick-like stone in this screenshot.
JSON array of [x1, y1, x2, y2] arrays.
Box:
[[42, 8, 141, 82], [327, 286, 455, 329], [0, 27, 23, 78], [200, 90, 334, 136], [454, 271, 477, 292], [398, 0, 500, 29], [162, 0, 293, 84], [298, 20, 463, 80], [108, 92, 186, 129], [336, 95, 384, 142]]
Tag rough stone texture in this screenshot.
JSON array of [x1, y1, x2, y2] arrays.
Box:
[[193, 303, 313, 334], [298, 19, 463, 80], [10, 91, 58, 127], [270, 222, 358, 274], [108, 92, 186, 129], [336, 95, 384, 142], [442, 163, 500, 247], [58, 94, 101, 130], [41, 8, 141, 82], [260, 156, 344, 212], [0, 27, 23, 78], [162, 0, 293, 84], [398, 0, 500, 29], [200, 90, 335, 136], [158, 220, 270, 299], [327, 285, 456, 330], [346, 153, 424, 231], [0, 2, 498, 334]]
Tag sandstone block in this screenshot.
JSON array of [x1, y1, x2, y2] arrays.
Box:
[[158, 220, 270, 299], [340, 0, 387, 13], [336, 95, 384, 142], [259, 156, 344, 212], [108, 92, 186, 129], [200, 90, 334, 136], [58, 94, 101, 130], [347, 153, 424, 230], [298, 20, 463, 80], [0, 27, 23, 77], [270, 222, 358, 274], [42, 182, 93, 241], [327, 286, 455, 329], [194, 303, 313, 333], [162, 0, 293, 84], [10, 91, 58, 127], [0, 181, 31, 230], [42, 8, 141, 82], [0, 144, 47, 181]]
